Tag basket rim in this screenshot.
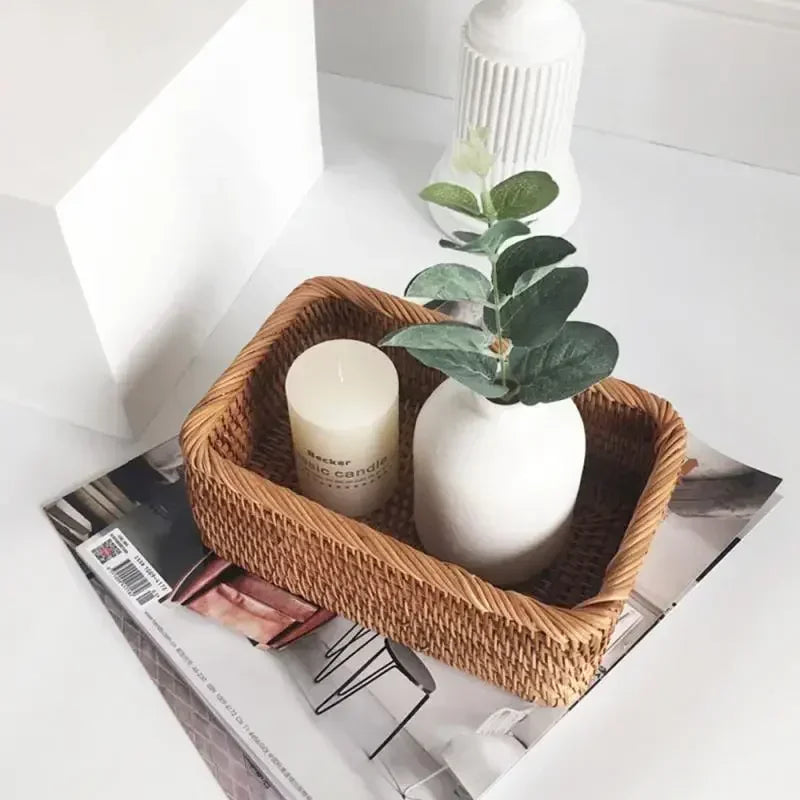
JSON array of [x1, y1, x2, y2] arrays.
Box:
[[181, 276, 687, 646]]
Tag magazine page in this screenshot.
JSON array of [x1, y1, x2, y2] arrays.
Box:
[[89, 579, 279, 800], [513, 433, 783, 750], [46, 440, 376, 800], [44, 434, 781, 800]]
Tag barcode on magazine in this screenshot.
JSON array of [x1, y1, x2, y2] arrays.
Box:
[[111, 558, 155, 604], [81, 529, 171, 607]]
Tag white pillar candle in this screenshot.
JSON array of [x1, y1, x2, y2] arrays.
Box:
[[285, 339, 400, 517]]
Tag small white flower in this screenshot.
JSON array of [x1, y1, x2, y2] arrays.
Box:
[[452, 126, 495, 178]]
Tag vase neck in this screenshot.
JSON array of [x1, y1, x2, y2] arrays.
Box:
[[466, 386, 548, 421], [467, 0, 583, 63]]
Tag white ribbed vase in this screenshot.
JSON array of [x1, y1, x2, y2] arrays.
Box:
[[430, 0, 585, 236]]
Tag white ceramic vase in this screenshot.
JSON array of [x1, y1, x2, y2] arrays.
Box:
[[430, 0, 585, 237], [413, 378, 585, 587]]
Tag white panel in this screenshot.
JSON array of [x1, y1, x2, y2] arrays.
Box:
[[57, 0, 322, 433], [0, 196, 128, 435], [314, 0, 800, 173], [0, 0, 321, 436]]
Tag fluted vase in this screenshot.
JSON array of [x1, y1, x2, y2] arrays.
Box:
[[430, 0, 585, 236]]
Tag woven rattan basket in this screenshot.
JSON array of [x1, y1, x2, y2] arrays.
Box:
[[181, 276, 687, 705]]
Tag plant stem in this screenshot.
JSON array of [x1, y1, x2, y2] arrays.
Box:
[[481, 176, 507, 389], [474, 176, 509, 391], [489, 251, 507, 389]]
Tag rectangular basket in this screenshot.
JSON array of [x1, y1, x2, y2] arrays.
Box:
[[181, 277, 687, 705]]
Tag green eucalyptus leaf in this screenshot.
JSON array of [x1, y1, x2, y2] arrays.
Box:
[[513, 266, 557, 296], [510, 322, 619, 404], [380, 323, 505, 397], [491, 267, 588, 347], [490, 171, 559, 219], [440, 219, 529, 255], [495, 236, 577, 296], [420, 183, 484, 220], [408, 348, 507, 398], [379, 322, 492, 354], [439, 231, 481, 250], [405, 264, 492, 303]]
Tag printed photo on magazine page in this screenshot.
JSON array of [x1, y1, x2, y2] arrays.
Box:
[[44, 434, 781, 800]]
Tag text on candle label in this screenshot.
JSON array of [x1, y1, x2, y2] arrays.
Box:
[[305, 450, 351, 466], [301, 451, 388, 479]]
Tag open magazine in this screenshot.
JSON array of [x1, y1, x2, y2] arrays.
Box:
[[44, 434, 781, 799]]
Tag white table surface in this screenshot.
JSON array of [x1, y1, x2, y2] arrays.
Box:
[[1, 74, 799, 799]]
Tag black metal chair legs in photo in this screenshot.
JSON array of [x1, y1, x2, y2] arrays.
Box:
[[324, 621, 371, 659], [314, 622, 378, 684], [314, 638, 436, 759]]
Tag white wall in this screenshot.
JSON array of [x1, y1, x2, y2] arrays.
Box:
[[315, 0, 800, 174], [0, 0, 245, 205], [670, 0, 800, 26]]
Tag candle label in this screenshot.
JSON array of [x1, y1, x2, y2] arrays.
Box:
[[297, 449, 394, 491]]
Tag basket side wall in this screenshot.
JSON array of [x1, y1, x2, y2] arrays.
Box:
[[185, 466, 604, 705]]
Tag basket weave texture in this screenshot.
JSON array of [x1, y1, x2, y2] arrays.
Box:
[[181, 277, 687, 705]]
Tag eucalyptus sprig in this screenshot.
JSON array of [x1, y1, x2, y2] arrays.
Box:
[[379, 127, 618, 405]]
